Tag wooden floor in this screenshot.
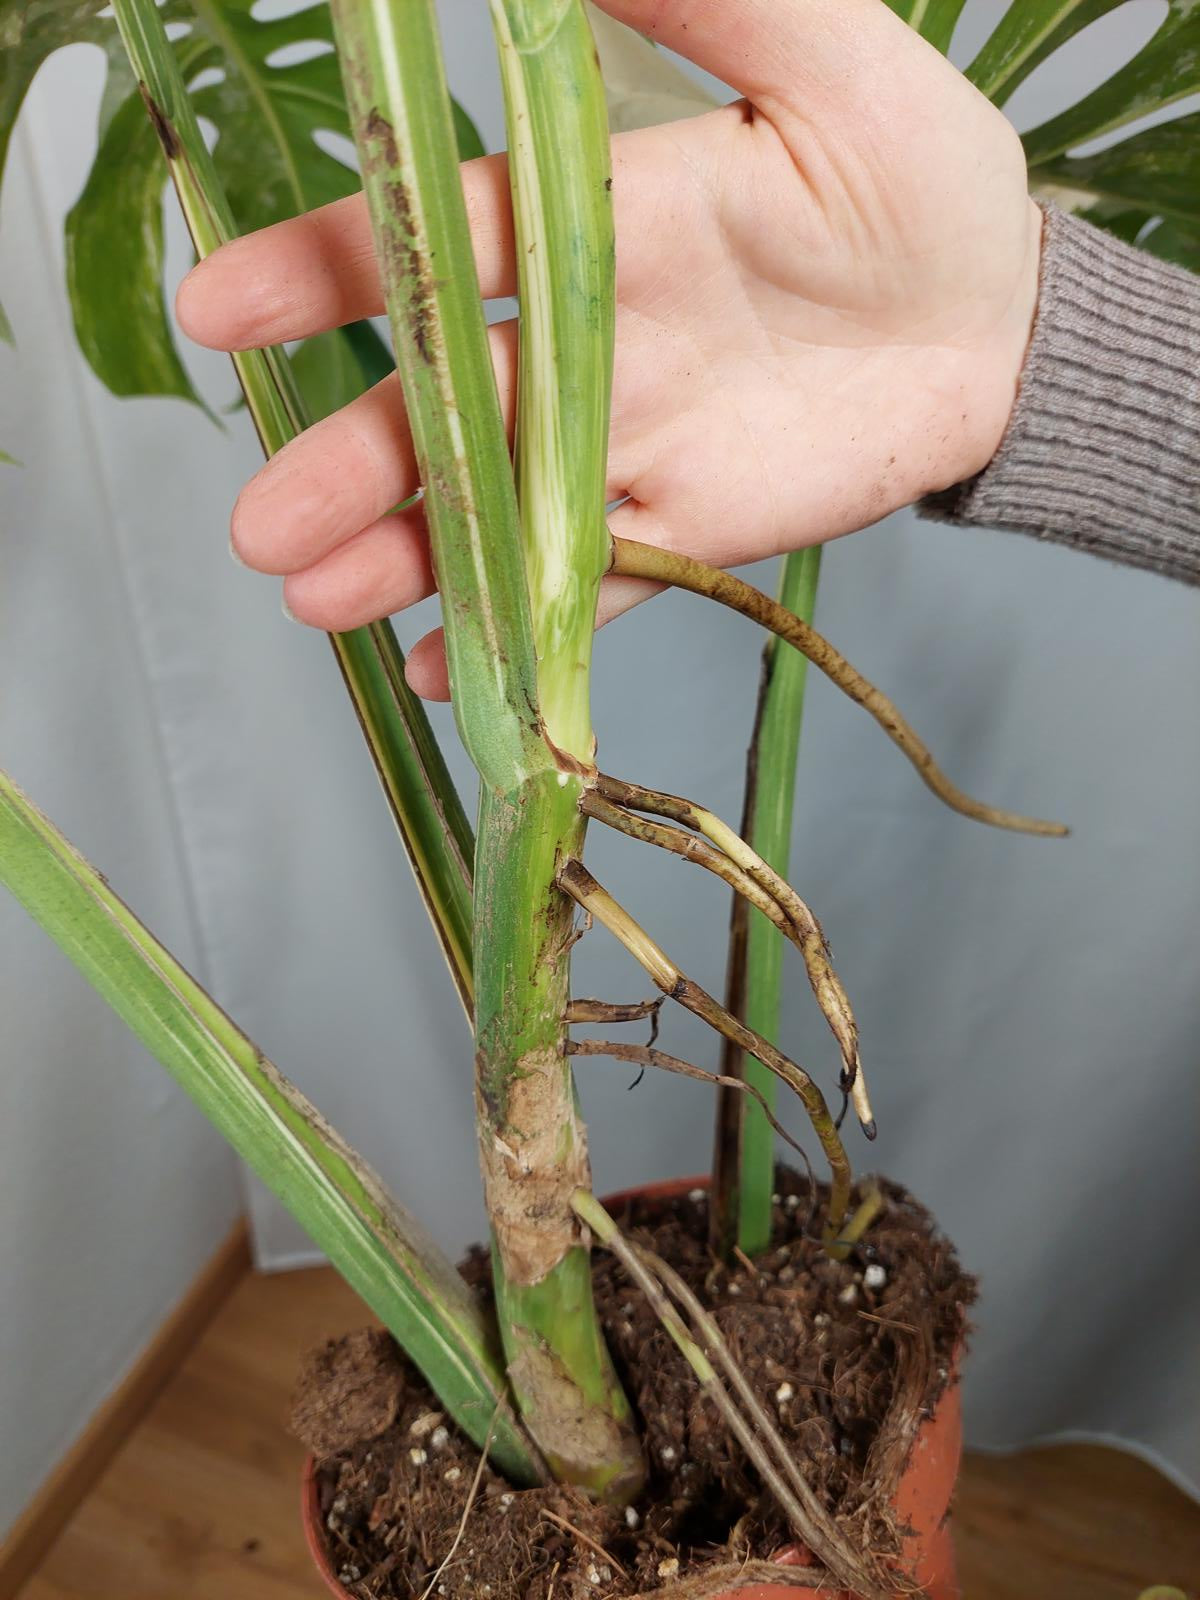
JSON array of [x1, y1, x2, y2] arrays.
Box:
[[19, 1265, 1199, 1599]]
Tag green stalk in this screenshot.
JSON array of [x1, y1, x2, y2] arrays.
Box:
[[112, 0, 475, 1008], [712, 548, 822, 1259], [329, 0, 641, 1497], [0, 771, 540, 1485], [490, 0, 614, 758]]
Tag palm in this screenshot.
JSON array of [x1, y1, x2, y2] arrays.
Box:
[[179, 0, 1040, 696], [608, 75, 1036, 568]]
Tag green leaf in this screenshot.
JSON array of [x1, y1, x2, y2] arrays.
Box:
[[884, 0, 967, 55], [0, 295, 12, 345], [452, 98, 486, 162], [110, 0, 476, 1005], [64, 0, 358, 402], [1132, 215, 1200, 276], [289, 320, 393, 422], [1031, 112, 1200, 268], [963, 1, 1200, 165], [1020, 4, 1200, 167], [0, 0, 139, 375], [1, 0, 478, 401], [66, 63, 207, 407], [0, 0, 113, 192], [965, 1, 1120, 104], [0, 768, 539, 1486]]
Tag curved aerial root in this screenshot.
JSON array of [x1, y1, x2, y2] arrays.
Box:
[[608, 537, 1068, 839], [587, 775, 873, 1137], [566, 1037, 817, 1185], [558, 859, 851, 1240]]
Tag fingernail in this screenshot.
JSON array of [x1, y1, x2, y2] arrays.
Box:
[[281, 591, 298, 623], [229, 539, 247, 569]]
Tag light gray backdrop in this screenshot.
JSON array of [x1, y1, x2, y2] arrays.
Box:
[[2, 0, 1196, 1530]]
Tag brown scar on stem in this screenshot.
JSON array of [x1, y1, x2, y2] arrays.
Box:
[[138, 84, 181, 159]]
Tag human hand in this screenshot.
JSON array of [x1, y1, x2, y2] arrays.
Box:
[[177, 0, 1042, 700]]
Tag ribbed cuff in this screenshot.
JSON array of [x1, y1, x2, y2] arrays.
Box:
[[922, 204, 1200, 585]]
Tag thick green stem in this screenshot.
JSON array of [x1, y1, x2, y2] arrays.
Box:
[[330, 0, 639, 1495], [112, 0, 475, 1006], [713, 549, 821, 1259], [474, 779, 639, 1499], [482, 0, 639, 1497]]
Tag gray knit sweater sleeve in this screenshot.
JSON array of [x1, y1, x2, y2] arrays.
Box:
[[922, 204, 1200, 584]]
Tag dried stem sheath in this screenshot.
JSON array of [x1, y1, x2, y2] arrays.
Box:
[[558, 860, 851, 1238], [609, 537, 1067, 838]]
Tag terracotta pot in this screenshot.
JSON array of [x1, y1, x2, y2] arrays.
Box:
[[302, 1175, 963, 1600]]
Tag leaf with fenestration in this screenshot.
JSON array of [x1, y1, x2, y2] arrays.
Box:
[[1031, 114, 1200, 275], [954, 3, 1200, 275], [65, 42, 209, 407], [61, 0, 360, 404], [0, 0, 114, 185], [1019, 3, 1200, 166], [965, 1, 1121, 103], [1, 0, 482, 407]]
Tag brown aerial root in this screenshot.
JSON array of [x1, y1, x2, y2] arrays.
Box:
[[557, 859, 851, 1241], [565, 1038, 817, 1190], [608, 536, 1068, 840], [585, 776, 874, 1138]]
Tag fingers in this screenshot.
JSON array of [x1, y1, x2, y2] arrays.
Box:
[[231, 320, 517, 576], [405, 629, 451, 702], [282, 507, 435, 632], [179, 128, 684, 354], [177, 154, 517, 351]]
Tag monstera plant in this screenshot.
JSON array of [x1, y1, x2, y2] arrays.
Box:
[[1, 1, 1196, 1595]]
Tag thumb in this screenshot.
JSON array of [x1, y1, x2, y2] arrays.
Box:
[[588, 0, 915, 108]]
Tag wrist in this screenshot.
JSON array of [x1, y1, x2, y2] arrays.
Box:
[[950, 197, 1045, 487]]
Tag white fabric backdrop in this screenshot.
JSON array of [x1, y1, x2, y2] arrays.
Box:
[[2, 0, 1196, 1512]]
